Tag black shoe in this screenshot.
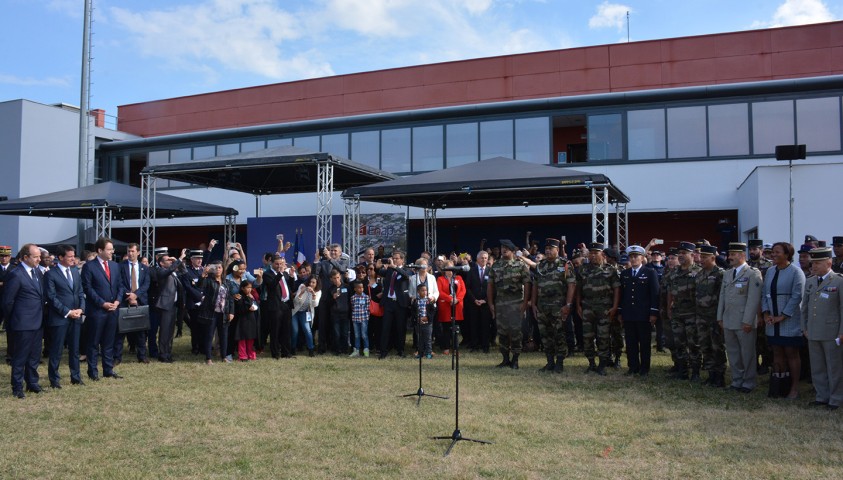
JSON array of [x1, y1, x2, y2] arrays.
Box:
[[757, 364, 770, 375], [539, 354, 554, 373], [827, 405, 839, 411], [584, 359, 597, 374], [553, 356, 564, 374], [596, 359, 607, 376], [105, 373, 124, 379], [12, 390, 25, 399], [26, 385, 43, 394], [378, 354, 387, 360], [71, 379, 85, 386], [639, 371, 650, 378], [138, 358, 150, 364], [624, 369, 638, 376], [738, 387, 752, 394], [397, 351, 406, 358], [612, 357, 621, 369], [808, 400, 829, 407], [308, 349, 315, 357], [510, 354, 519, 370], [89, 376, 100, 382], [496, 352, 511, 368], [711, 373, 726, 388], [50, 383, 62, 389], [114, 359, 122, 366], [690, 369, 701, 383]]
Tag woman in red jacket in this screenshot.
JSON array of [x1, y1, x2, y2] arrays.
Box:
[[436, 261, 466, 355]]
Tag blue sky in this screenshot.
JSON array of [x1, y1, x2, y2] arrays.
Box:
[[1, 0, 839, 126]]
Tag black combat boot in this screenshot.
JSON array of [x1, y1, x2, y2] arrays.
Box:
[[712, 372, 725, 388], [596, 358, 608, 376], [585, 358, 597, 374], [612, 356, 621, 369], [702, 371, 714, 385], [554, 356, 564, 374], [510, 353, 519, 369], [669, 363, 688, 380], [496, 352, 511, 368], [690, 367, 701, 382], [539, 354, 554, 372]]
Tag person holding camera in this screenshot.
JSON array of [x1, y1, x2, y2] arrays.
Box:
[[312, 244, 349, 354], [197, 261, 231, 365], [376, 250, 414, 359]]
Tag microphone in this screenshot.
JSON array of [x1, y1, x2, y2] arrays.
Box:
[[441, 264, 470, 272]]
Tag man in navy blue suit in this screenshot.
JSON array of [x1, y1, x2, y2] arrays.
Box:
[[44, 244, 85, 388], [115, 243, 150, 364], [618, 245, 660, 377], [2, 244, 46, 398], [81, 237, 126, 380]]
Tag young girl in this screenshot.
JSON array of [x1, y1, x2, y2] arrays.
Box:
[[233, 280, 259, 361], [412, 284, 436, 359], [349, 281, 370, 357], [291, 276, 321, 356]]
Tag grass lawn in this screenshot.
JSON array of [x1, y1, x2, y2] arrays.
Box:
[[1, 335, 842, 479]]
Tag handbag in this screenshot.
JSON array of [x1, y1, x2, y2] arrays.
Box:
[[118, 305, 150, 333], [368, 285, 384, 317]]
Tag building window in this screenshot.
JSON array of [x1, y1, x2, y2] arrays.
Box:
[[752, 100, 794, 155], [667, 106, 707, 158], [216, 143, 239, 156], [321, 133, 349, 158], [241, 140, 266, 152], [515, 117, 550, 164], [381, 128, 411, 173], [587, 114, 622, 161], [446, 122, 479, 167], [148, 150, 172, 187], [267, 138, 292, 148], [192, 145, 214, 160], [480, 119, 513, 160], [628, 109, 665, 160], [294, 136, 320, 151], [797, 97, 841, 152], [412, 125, 443, 172], [351, 131, 379, 168], [708, 103, 749, 156]]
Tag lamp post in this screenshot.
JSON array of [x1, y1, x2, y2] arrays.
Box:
[[775, 144, 806, 246]]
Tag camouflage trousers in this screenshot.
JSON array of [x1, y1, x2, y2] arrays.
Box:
[[671, 312, 700, 370], [610, 320, 624, 357], [536, 303, 567, 358], [697, 314, 726, 374], [582, 304, 612, 362], [496, 300, 523, 355]]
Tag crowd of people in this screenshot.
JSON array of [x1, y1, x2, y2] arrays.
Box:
[[1, 232, 842, 409]]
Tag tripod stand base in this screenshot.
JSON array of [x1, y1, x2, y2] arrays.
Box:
[[400, 388, 449, 406], [431, 429, 492, 456]]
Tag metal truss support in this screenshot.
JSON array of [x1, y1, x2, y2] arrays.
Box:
[[343, 197, 361, 265], [140, 173, 157, 259], [224, 214, 237, 250], [94, 207, 112, 241], [615, 202, 629, 252], [424, 207, 438, 258], [316, 162, 334, 252], [591, 187, 610, 246]]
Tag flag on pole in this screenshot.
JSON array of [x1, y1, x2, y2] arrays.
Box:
[[294, 228, 306, 267]]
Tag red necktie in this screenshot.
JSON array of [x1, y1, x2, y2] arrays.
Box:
[[103, 261, 111, 281], [389, 272, 397, 296], [279, 274, 288, 300]]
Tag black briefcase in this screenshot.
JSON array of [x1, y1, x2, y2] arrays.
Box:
[[118, 305, 150, 333]]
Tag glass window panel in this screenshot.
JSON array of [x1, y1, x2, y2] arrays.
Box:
[[412, 125, 443, 172], [515, 117, 550, 164], [148, 150, 169, 165], [628, 109, 666, 160], [351, 131, 380, 168], [587, 114, 622, 161], [321, 133, 349, 158], [294, 135, 320, 151], [708, 103, 749, 156], [667, 106, 707, 158], [191, 145, 214, 160], [381, 128, 411, 173], [480, 119, 513, 160], [752, 100, 794, 155], [267, 138, 292, 148], [216, 143, 239, 156], [797, 97, 841, 152], [241, 140, 266, 152], [170, 148, 192, 163], [446, 123, 478, 167]]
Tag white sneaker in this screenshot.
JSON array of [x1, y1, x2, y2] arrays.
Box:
[[349, 349, 359, 357], [363, 348, 370, 357]]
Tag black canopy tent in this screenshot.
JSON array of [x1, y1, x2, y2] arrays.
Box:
[[0, 181, 237, 255], [138, 145, 396, 260], [342, 157, 631, 255]]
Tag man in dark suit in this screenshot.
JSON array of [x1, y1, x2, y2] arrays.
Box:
[[116, 243, 150, 364], [81, 237, 126, 380], [617, 245, 660, 377], [2, 244, 46, 398], [377, 250, 413, 359], [262, 255, 292, 358], [312, 244, 349, 354], [151, 247, 184, 363], [466, 250, 493, 353], [44, 244, 85, 388], [0, 245, 14, 364]]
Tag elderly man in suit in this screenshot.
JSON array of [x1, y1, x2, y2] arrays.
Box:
[[152, 247, 184, 363], [115, 242, 151, 364], [717, 242, 763, 393], [44, 245, 85, 389], [2, 244, 46, 398], [802, 247, 843, 410], [466, 250, 493, 353], [377, 250, 414, 359], [617, 245, 660, 377], [81, 237, 126, 380]]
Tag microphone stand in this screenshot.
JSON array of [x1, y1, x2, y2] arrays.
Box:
[[400, 276, 448, 406], [432, 272, 491, 456]]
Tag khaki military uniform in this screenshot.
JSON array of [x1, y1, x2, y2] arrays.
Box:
[[490, 259, 530, 355], [667, 264, 702, 375], [695, 266, 725, 376], [577, 262, 620, 363], [534, 257, 575, 358]]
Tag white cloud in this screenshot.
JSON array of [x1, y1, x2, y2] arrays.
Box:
[[46, 0, 81, 17], [0, 73, 70, 87], [588, 2, 631, 31], [752, 0, 835, 28]]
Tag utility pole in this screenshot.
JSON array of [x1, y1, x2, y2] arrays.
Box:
[[78, 0, 93, 251]]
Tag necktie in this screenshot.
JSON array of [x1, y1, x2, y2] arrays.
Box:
[[479, 267, 484, 278], [103, 261, 111, 281], [389, 271, 397, 296], [818, 276, 824, 286], [30, 268, 37, 283], [733, 269, 737, 280], [66, 267, 73, 287], [279, 273, 288, 300], [131, 263, 138, 292]]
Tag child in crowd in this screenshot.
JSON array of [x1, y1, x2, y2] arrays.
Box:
[[349, 281, 370, 357], [233, 280, 259, 361], [412, 284, 436, 359], [327, 269, 350, 355]]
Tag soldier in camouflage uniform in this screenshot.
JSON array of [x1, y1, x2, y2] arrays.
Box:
[[660, 249, 680, 371], [695, 245, 726, 386], [532, 238, 576, 373], [576, 243, 620, 375], [666, 241, 702, 380], [748, 239, 773, 375], [604, 248, 625, 368], [488, 239, 531, 370]]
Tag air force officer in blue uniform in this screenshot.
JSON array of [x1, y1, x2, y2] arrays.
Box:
[[44, 244, 85, 388], [617, 245, 660, 377]]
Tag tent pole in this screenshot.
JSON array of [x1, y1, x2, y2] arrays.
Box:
[[343, 196, 360, 266], [316, 161, 334, 251]]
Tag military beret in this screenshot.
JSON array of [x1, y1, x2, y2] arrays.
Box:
[[189, 249, 204, 258], [651, 250, 664, 256], [0, 245, 11, 256], [626, 245, 646, 256], [833, 236, 843, 246], [728, 242, 747, 252], [677, 241, 696, 252], [805, 234, 818, 243], [544, 238, 560, 248], [603, 248, 619, 260], [699, 245, 717, 255], [499, 239, 517, 251], [809, 247, 833, 261], [798, 244, 814, 254], [588, 242, 604, 252], [747, 239, 764, 248], [668, 248, 678, 256], [817, 240, 827, 248], [153, 247, 169, 257]]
